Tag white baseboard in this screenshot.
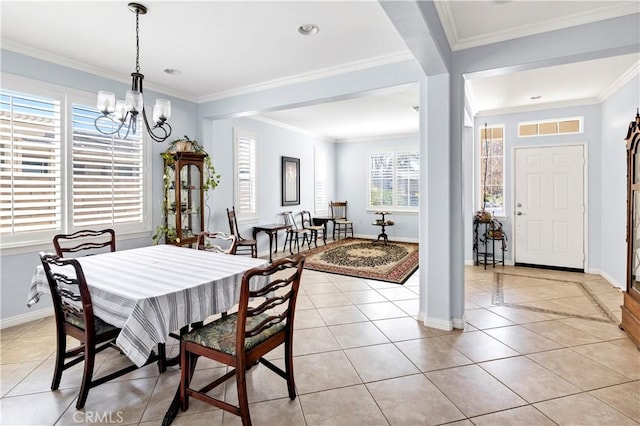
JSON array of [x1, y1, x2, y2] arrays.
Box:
[[452, 313, 467, 329], [424, 316, 453, 331], [1, 307, 52, 329], [596, 269, 624, 290]]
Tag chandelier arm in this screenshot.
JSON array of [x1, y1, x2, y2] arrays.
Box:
[[118, 121, 133, 141], [142, 108, 172, 143], [94, 115, 127, 136]]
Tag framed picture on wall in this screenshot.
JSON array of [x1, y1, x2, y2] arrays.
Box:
[[282, 156, 300, 206]]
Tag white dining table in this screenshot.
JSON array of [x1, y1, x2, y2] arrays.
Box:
[[28, 244, 268, 367]]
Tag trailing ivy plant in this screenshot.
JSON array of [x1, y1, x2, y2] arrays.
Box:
[[152, 135, 221, 244]]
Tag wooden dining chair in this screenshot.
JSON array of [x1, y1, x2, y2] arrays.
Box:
[[330, 201, 354, 239], [282, 211, 310, 254], [300, 210, 325, 247], [226, 207, 258, 257], [39, 252, 161, 409], [196, 231, 237, 254], [53, 229, 116, 257], [179, 254, 305, 426]]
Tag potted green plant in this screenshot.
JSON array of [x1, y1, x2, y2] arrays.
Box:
[[153, 136, 221, 244]]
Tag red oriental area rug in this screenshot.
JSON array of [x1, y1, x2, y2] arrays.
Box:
[[302, 238, 419, 284]]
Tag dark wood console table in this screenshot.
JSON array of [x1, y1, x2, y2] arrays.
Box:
[[252, 223, 291, 263], [312, 216, 335, 241]]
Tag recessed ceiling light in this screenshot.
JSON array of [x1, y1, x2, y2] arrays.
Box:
[[298, 24, 319, 36], [530, 95, 542, 100], [164, 68, 182, 75]]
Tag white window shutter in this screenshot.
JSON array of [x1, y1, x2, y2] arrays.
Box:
[[0, 91, 62, 235], [71, 104, 143, 227], [235, 133, 256, 218]]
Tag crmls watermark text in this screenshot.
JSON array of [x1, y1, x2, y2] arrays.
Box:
[[73, 411, 124, 424]]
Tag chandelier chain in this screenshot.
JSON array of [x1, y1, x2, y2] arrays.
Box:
[[135, 9, 140, 73], [94, 2, 171, 143]]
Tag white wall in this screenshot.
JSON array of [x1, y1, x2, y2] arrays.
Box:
[[600, 77, 640, 288], [335, 135, 420, 241]]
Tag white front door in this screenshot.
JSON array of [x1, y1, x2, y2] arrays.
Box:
[[514, 145, 585, 269]]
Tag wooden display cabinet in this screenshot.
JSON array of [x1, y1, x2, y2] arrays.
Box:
[[162, 151, 206, 247], [622, 110, 640, 349]]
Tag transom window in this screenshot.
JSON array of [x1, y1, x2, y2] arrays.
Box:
[[519, 117, 582, 137], [368, 150, 419, 210]]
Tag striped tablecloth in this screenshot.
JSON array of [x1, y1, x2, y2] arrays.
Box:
[[28, 245, 268, 367]]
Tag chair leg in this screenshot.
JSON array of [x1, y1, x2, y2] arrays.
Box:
[[180, 346, 191, 412], [283, 233, 291, 253], [157, 343, 166, 373], [236, 366, 252, 426], [76, 341, 96, 409], [51, 329, 67, 390], [284, 336, 296, 400]]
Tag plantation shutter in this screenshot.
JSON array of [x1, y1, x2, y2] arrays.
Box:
[[235, 134, 256, 218], [395, 152, 420, 207], [314, 147, 327, 214], [0, 90, 62, 235], [71, 104, 143, 227], [369, 152, 393, 207]]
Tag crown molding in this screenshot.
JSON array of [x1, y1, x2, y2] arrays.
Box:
[[432, 0, 458, 53], [196, 51, 414, 104], [249, 115, 336, 142], [598, 59, 640, 102], [438, 3, 640, 52], [335, 131, 419, 144], [474, 98, 600, 117], [2, 39, 197, 102]]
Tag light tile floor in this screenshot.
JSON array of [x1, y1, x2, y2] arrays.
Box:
[[1, 265, 639, 425]]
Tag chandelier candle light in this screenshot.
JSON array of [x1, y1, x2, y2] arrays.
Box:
[[94, 3, 172, 142]]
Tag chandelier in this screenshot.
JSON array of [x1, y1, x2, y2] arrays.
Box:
[[94, 2, 172, 143]]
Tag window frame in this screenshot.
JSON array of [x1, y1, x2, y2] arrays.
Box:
[[233, 128, 258, 222], [367, 148, 420, 212], [478, 124, 505, 216], [1, 73, 152, 253], [518, 117, 583, 138]]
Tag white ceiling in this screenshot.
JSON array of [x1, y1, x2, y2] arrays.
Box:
[[1, 1, 638, 141]]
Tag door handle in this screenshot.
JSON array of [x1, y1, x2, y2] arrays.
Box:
[[517, 211, 524, 216]]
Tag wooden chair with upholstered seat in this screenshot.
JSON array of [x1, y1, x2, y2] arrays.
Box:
[[53, 229, 116, 257], [226, 207, 258, 257], [179, 254, 306, 426], [39, 252, 161, 409], [196, 231, 237, 254], [300, 210, 325, 247], [282, 211, 310, 254], [330, 201, 354, 239]]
